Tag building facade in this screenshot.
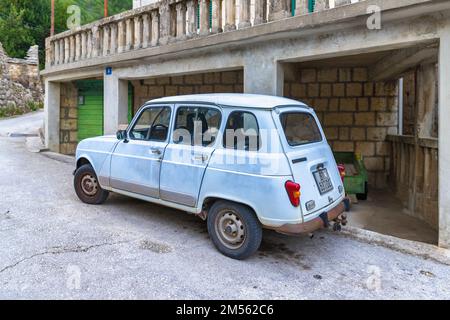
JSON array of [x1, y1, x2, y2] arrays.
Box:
[[42, 0, 450, 248]]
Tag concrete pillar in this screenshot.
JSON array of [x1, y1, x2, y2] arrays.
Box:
[[103, 26, 110, 56], [44, 81, 60, 152], [211, 0, 222, 33], [59, 39, 65, 64], [244, 54, 284, 96], [125, 19, 133, 51], [64, 37, 70, 63], [104, 76, 129, 135], [134, 16, 142, 49], [86, 32, 92, 58], [159, 2, 171, 44], [295, 0, 309, 15], [81, 32, 87, 59], [238, 0, 251, 29], [75, 33, 81, 61], [315, 0, 327, 12], [45, 38, 52, 67], [151, 11, 160, 46], [439, 23, 450, 248], [110, 24, 118, 54], [416, 63, 437, 138], [69, 36, 75, 62], [269, 0, 289, 21], [54, 41, 60, 65], [92, 27, 100, 57], [186, 0, 197, 38], [118, 21, 126, 53], [254, 0, 267, 25], [199, 0, 210, 35], [142, 14, 151, 48], [224, 0, 236, 32], [176, 3, 187, 39]]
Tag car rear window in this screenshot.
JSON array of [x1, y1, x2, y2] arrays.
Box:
[[280, 112, 322, 146]]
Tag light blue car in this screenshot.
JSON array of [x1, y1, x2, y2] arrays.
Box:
[[74, 94, 349, 259]]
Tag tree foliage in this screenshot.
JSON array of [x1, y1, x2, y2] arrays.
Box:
[[0, 0, 132, 68]]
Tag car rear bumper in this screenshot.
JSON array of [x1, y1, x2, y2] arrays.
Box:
[[273, 198, 350, 235]]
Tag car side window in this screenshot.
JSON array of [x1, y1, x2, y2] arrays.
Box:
[[129, 106, 171, 141], [173, 106, 221, 146], [223, 111, 260, 151]]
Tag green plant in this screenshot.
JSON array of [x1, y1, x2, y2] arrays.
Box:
[[0, 103, 26, 118], [26, 100, 43, 112]]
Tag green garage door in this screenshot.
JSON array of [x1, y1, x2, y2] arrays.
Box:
[[77, 80, 134, 142]]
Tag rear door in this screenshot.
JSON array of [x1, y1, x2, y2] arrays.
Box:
[[272, 107, 343, 217], [159, 104, 222, 207]]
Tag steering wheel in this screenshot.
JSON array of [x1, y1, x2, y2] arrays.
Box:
[[147, 124, 168, 140]]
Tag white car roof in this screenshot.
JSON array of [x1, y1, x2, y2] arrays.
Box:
[[147, 94, 310, 110]]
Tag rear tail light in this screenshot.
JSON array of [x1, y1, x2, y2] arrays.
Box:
[[285, 181, 301, 207], [337, 164, 346, 183]]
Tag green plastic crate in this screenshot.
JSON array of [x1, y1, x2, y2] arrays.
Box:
[[333, 152, 369, 199]]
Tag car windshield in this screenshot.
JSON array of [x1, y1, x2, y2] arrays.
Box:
[[280, 112, 322, 146]]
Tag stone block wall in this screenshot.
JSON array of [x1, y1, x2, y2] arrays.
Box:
[[285, 67, 399, 188], [0, 43, 43, 113], [131, 70, 244, 113], [60, 82, 78, 155]]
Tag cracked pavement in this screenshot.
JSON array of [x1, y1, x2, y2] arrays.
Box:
[[0, 136, 450, 299]]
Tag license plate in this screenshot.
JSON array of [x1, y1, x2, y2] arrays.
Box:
[[313, 168, 334, 195]]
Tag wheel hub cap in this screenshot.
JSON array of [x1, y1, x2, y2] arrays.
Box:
[[81, 175, 98, 196], [216, 211, 246, 250]]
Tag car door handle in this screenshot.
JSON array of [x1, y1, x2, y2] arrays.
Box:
[[193, 154, 208, 162], [150, 148, 162, 155]]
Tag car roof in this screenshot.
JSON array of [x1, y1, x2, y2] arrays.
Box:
[[147, 94, 310, 110]]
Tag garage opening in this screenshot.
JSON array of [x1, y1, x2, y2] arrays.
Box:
[[59, 78, 133, 155], [129, 69, 244, 114], [283, 43, 439, 245]]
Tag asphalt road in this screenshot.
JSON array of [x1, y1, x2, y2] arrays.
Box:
[[0, 135, 449, 299]]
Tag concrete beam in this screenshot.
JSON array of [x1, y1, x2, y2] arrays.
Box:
[[42, 0, 450, 78], [438, 22, 450, 248], [243, 54, 284, 96], [369, 45, 438, 81], [104, 75, 129, 135], [44, 81, 60, 152]]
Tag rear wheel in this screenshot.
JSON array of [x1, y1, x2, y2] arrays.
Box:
[[74, 164, 109, 205], [207, 201, 262, 260]]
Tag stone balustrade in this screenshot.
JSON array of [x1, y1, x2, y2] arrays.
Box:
[[45, 0, 364, 68]]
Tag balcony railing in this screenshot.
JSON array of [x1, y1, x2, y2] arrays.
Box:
[[45, 0, 363, 68]]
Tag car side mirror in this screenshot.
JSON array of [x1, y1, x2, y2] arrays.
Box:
[[117, 130, 128, 142]]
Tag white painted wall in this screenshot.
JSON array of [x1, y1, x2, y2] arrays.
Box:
[[133, 0, 159, 9]]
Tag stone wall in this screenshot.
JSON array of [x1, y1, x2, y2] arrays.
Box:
[[0, 43, 43, 115], [285, 67, 399, 188], [131, 70, 244, 112], [60, 82, 78, 155]]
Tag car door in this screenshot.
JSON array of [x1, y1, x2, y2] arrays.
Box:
[[159, 104, 222, 207], [110, 105, 172, 198]]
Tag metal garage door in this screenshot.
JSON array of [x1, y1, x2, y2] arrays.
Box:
[[77, 80, 104, 142], [76, 80, 134, 142]]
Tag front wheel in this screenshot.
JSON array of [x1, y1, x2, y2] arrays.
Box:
[[74, 164, 109, 205], [207, 201, 262, 260]]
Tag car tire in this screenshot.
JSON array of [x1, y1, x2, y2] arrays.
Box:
[[356, 182, 369, 201], [74, 164, 109, 205], [207, 200, 262, 260]]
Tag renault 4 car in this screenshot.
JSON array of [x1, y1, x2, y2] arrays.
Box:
[[74, 94, 349, 260]]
